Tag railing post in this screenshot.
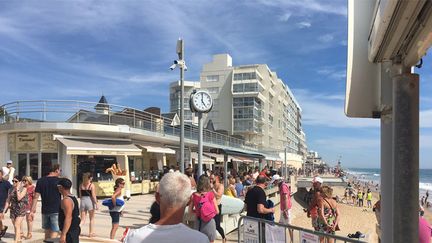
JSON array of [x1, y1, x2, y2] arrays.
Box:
[[77, 101, 80, 123], [133, 109, 136, 128], [43, 101, 47, 121], [16, 101, 20, 121]]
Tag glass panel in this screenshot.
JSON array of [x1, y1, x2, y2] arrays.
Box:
[[29, 153, 38, 180], [18, 153, 27, 179], [42, 153, 58, 177]]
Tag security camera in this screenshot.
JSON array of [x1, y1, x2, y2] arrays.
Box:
[[169, 64, 177, 70]]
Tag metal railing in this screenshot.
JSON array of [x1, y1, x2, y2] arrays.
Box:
[[0, 100, 258, 151], [238, 216, 366, 243]]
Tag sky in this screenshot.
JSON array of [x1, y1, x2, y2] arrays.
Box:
[[0, 0, 431, 169]]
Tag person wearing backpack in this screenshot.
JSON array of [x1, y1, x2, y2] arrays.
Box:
[[189, 175, 219, 243]]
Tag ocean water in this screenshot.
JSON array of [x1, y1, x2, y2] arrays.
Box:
[[345, 168, 432, 197]]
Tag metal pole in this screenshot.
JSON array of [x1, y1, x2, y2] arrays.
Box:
[[179, 39, 185, 173], [380, 62, 394, 243], [284, 147, 287, 179], [198, 112, 203, 176], [224, 154, 228, 188], [392, 67, 419, 243]]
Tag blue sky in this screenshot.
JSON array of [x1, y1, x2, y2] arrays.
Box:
[[0, 1, 431, 168]]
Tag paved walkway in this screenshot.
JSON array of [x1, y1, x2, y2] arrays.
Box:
[[0, 193, 243, 242]]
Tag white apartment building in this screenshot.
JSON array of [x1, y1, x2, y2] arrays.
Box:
[[169, 81, 200, 125], [169, 54, 306, 161]]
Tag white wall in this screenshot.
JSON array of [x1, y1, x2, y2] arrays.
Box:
[[0, 134, 9, 163]]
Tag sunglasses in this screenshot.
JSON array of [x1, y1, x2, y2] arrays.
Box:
[[13, 180, 19, 183]]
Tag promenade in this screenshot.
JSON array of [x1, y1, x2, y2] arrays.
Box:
[[0, 193, 240, 243]]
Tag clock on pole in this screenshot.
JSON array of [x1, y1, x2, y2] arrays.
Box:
[[190, 90, 213, 176]]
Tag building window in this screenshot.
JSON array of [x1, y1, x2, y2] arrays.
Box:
[[206, 75, 219, 82], [207, 87, 219, 94], [233, 83, 259, 93], [234, 72, 257, 81]]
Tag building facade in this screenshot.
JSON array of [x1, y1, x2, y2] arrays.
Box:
[[169, 81, 200, 125], [196, 54, 306, 160]]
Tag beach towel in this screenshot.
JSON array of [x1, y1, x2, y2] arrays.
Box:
[[102, 198, 125, 207]]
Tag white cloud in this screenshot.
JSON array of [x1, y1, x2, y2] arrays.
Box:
[[317, 67, 346, 80], [340, 40, 348, 46], [314, 137, 379, 150], [318, 34, 334, 43], [293, 89, 379, 128], [279, 13, 292, 22], [255, 0, 347, 16], [420, 110, 432, 128], [297, 21, 312, 28]]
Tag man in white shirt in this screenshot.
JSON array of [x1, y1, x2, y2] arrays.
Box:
[[1, 160, 14, 184], [123, 172, 209, 243]]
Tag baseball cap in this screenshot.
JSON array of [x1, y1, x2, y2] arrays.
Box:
[[272, 174, 283, 181], [313, 176, 324, 184], [6, 160, 12, 164], [57, 178, 72, 189]]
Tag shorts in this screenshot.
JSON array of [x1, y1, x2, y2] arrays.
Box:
[[279, 209, 292, 225], [80, 197, 95, 211], [42, 213, 60, 232], [110, 211, 121, 224]]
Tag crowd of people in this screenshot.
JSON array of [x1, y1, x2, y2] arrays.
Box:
[[0, 158, 353, 243], [0, 161, 126, 243]]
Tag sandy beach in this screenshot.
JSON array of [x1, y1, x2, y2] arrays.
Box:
[[290, 185, 379, 242]]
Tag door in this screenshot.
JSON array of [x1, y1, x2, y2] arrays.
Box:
[[17, 153, 39, 180]]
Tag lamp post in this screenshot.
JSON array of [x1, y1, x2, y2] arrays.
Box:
[[170, 39, 187, 173]]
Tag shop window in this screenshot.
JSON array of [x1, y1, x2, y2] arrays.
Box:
[[77, 155, 117, 182], [18, 154, 27, 179], [29, 153, 38, 180]]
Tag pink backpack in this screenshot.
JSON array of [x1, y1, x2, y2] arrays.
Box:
[[196, 192, 216, 222]]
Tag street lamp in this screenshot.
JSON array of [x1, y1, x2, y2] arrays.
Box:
[[170, 39, 187, 173]]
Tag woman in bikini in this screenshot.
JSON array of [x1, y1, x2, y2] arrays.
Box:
[[317, 185, 340, 243]]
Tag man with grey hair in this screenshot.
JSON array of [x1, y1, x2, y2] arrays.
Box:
[[123, 172, 209, 243]]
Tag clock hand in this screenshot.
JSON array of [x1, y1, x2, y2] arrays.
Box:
[[201, 94, 206, 106]]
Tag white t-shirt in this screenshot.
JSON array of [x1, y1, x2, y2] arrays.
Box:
[[1, 166, 14, 184], [124, 223, 209, 243]]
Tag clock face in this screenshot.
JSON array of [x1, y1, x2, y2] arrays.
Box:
[[192, 91, 213, 112]]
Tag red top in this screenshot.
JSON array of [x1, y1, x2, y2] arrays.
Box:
[[26, 185, 35, 212], [192, 191, 215, 217], [279, 183, 292, 211]]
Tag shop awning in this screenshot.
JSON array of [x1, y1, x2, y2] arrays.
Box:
[[56, 138, 142, 156], [191, 152, 214, 165], [136, 144, 176, 154], [265, 155, 283, 162], [232, 156, 254, 163], [203, 153, 225, 162]]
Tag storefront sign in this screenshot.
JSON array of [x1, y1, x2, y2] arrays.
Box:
[[300, 231, 319, 243], [8, 134, 16, 151], [41, 133, 57, 152], [16, 133, 39, 151], [243, 218, 259, 243]]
